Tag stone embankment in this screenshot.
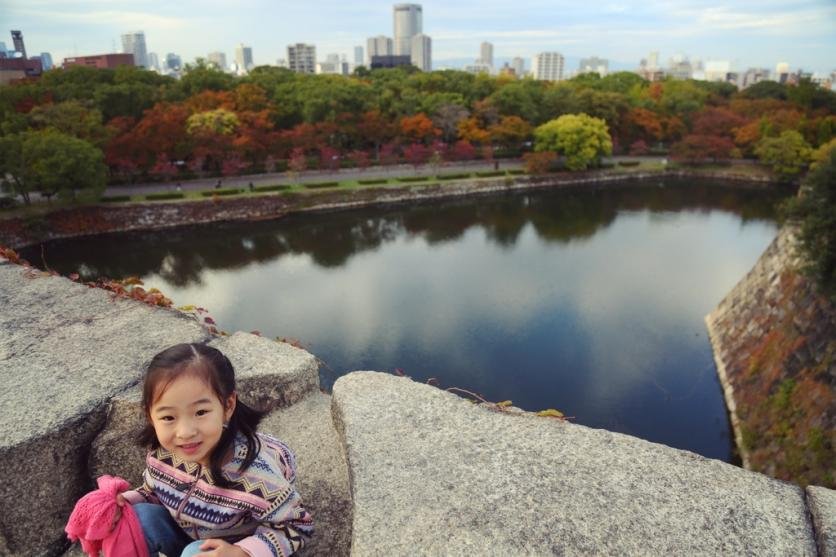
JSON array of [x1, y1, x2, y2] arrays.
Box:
[[0, 168, 780, 250], [706, 227, 835, 488], [2, 246, 835, 555]]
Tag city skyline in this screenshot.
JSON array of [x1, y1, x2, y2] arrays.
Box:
[[2, 0, 835, 74]]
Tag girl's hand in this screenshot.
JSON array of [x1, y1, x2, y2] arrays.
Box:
[[197, 539, 248, 556], [110, 493, 126, 532]]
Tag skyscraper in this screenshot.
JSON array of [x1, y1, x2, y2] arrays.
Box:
[[579, 56, 608, 76], [532, 52, 564, 81], [479, 42, 493, 67], [40, 52, 53, 70], [147, 52, 160, 71], [511, 57, 525, 77], [235, 44, 253, 73], [367, 36, 394, 64], [410, 33, 431, 72], [393, 4, 422, 57], [121, 31, 148, 68], [354, 46, 364, 67], [11, 30, 26, 59], [207, 51, 226, 71], [288, 43, 316, 74]]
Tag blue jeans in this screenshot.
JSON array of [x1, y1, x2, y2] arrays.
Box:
[[133, 503, 205, 557]]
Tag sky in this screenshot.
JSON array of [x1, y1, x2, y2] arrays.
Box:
[[2, 0, 835, 74]]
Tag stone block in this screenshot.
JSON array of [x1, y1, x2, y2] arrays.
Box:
[[0, 263, 208, 556], [332, 371, 816, 556], [209, 332, 319, 411], [807, 485, 836, 557]]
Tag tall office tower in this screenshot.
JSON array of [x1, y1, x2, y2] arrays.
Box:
[[532, 52, 564, 81], [164, 53, 182, 72], [235, 44, 253, 73], [121, 31, 148, 67], [147, 52, 159, 71], [479, 42, 493, 67], [647, 51, 659, 70], [207, 51, 227, 71], [367, 36, 394, 64], [775, 61, 790, 83], [40, 52, 53, 70], [579, 56, 608, 76], [410, 33, 431, 71], [11, 30, 26, 58], [354, 46, 364, 66], [393, 4, 422, 57], [511, 57, 525, 76], [288, 43, 316, 74]]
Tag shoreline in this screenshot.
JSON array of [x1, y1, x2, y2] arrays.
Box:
[[0, 167, 783, 251]]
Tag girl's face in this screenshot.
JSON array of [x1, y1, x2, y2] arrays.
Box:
[[149, 372, 236, 466]]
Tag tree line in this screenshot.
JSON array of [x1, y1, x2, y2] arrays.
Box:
[[0, 62, 834, 203]]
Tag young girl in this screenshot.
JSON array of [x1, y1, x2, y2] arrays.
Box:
[[116, 342, 313, 557]]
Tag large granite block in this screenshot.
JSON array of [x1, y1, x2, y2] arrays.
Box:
[[332, 371, 816, 556]]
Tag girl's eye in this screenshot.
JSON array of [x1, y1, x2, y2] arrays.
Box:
[[196, 409, 211, 417], [158, 416, 174, 422]]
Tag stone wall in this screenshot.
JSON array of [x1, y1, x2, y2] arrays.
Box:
[[706, 227, 835, 487]]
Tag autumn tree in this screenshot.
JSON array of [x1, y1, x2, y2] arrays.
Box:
[[670, 134, 737, 164], [523, 151, 557, 174], [488, 116, 532, 150], [534, 114, 612, 171], [432, 103, 470, 143], [400, 113, 440, 144], [754, 130, 812, 179]]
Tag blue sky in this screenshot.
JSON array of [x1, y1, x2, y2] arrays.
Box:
[[3, 0, 835, 74]]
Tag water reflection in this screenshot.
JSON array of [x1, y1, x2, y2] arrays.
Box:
[[24, 179, 791, 463]]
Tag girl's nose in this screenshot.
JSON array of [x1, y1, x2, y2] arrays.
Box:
[[176, 420, 198, 439]]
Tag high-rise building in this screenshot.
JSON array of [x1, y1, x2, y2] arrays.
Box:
[[39, 52, 53, 70], [354, 46, 364, 67], [317, 54, 349, 75], [579, 56, 608, 76], [740, 67, 770, 89], [207, 51, 227, 71], [288, 43, 316, 74], [703, 60, 732, 82], [667, 54, 692, 80], [11, 30, 26, 59], [367, 36, 394, 64], [235, 44, 253, 74], [647, 51, 659, 70], [511, 57, 525, 76], [393, 4, 422, 57], [410, 33, 431, 72], [121, 31, 148, 68], [479, 42, 493, 67], [532, 52, 564, 81], [164, 53, 182, 72], [147, 52, 159, 71], [775, 62, 790, 83]]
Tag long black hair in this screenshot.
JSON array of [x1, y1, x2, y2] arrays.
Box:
[[139, 343, 264, 488]]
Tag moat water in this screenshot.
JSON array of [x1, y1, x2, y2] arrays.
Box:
[[25, 179, 792, 462]]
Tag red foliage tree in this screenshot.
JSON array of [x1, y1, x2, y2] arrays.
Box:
[[403, 143, 432, 168], [349, 149, 371, 169], [448, 140, 477, 161], [670, 134, 737, 163], [691, 107, 746, 139], [150, 153, 179, 181], [629, 140, 649, 156], [320, 145, 341, 171]]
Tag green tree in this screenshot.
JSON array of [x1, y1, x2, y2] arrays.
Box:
[[0, 131, 106, 203], [782, 149, 836, 297], [534, 114, 612, 170], [27, 100, 110, 147], [754, 130, 812, 179]]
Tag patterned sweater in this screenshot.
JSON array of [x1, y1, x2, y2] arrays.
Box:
[[122, 432, 313, 557]]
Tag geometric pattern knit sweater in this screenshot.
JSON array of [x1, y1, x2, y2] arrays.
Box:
[[122, 432, 313, 557]]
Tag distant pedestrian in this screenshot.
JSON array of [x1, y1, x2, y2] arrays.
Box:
[[248, 181, 254, 192], [215, 179, 221, 189]]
